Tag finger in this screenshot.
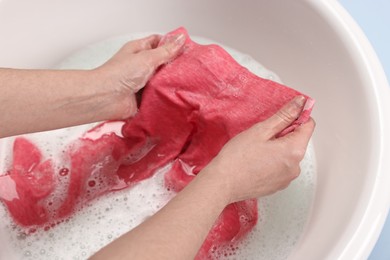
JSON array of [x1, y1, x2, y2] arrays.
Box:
[[260, 96, 307, 138], [121, 34, 162, 54], [144, 33, 186, 68], [284, 118, 316, 152]]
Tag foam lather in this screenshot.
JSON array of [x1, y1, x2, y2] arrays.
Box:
[[0, 27, 314, 259]]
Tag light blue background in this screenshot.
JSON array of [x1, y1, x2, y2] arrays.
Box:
[[339, 1, 390, 259]]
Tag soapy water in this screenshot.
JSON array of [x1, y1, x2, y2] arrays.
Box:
[[0, 33, 316, 260]]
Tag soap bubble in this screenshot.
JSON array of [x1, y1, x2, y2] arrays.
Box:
[[0, 33, 316, 260]]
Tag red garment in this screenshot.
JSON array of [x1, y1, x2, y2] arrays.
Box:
[[120, 27, 313, 257], [0, 27, 313, 258], [0, 138, 55, 226]]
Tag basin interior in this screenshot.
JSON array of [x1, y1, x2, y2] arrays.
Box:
[[0, 0, 381, 259]]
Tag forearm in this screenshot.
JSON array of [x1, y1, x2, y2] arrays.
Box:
[[0, 68, 124, 137], [91, 167, 230, 260]]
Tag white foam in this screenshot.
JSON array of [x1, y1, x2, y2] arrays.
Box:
[[0, 33, 316, 260], [0, 166, 175, 260], [211, 142, 316, 260]]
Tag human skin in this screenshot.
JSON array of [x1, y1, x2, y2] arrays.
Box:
[[91, 97, 315, 260], [0, 32, 315, 259], [0, 33, 186, 138]]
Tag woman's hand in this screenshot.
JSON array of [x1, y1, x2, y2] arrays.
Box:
[[202, 96, 316, 203], [0, 33, 185, 138], [92, 96, 315, 260], [95, 33, 186, 119]]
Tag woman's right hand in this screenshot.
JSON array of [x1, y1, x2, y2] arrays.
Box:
[[202, 96, 316, 203]]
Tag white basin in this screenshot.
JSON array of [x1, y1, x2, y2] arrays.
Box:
[[0, 0, 389, 259]]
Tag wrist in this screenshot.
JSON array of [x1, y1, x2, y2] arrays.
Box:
[[90, 68, 137, 120], [195, 164, 233, 207]]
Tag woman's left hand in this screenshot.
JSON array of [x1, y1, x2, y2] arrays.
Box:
[[95, 33, 186, 119]]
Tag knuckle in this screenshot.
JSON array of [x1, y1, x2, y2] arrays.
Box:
[[255, 122, 273, 137], [122, 41, 138, 52], [290, 166, 301, 179], [160, 44, 174, 58], [282, 160, 301, 181], [276, 109, 296, 124], [118, 97, 138, 119], [137, 54, 156, 70], [125, 37, 152, 51], [121, 41, 132, 49], [311, 118, 316, 127], [290, 147, 306, 162], [279, 181, 290, 190]]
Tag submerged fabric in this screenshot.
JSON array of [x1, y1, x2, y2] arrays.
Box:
[[0, 27, 313, 258]]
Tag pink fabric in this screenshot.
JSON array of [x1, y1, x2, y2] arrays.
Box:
[[0, 138, 55, 226], [0, 27, 313, 258]]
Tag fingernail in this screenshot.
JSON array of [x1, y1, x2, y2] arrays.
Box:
[[303, 97, 315, 111], [170, 33, 186, 46], [293, 95, 306, 107]]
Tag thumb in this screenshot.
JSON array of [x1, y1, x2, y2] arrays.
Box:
[[261, 95, 307, 138], [146, 33, 186, 68]]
